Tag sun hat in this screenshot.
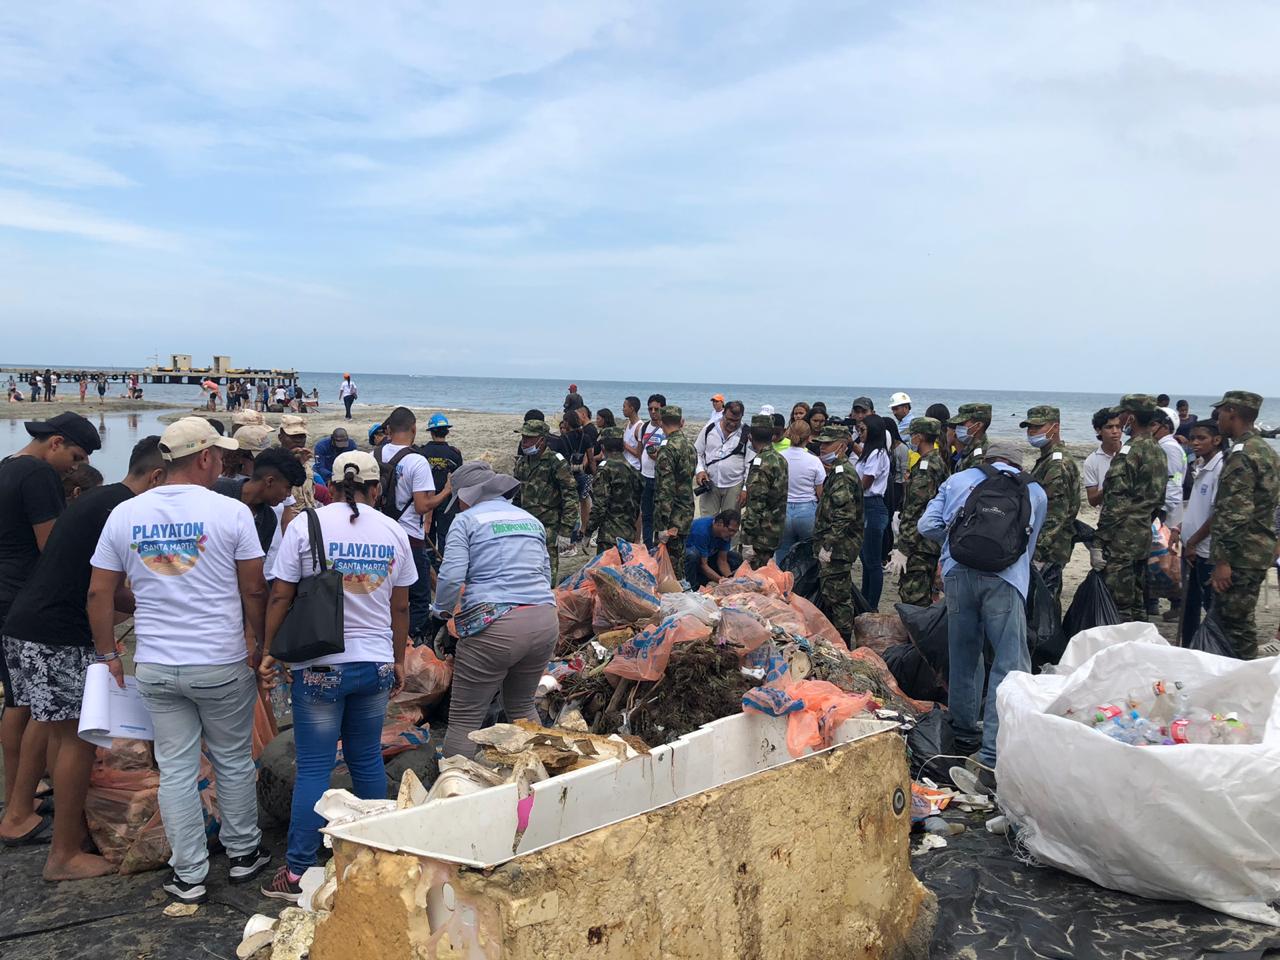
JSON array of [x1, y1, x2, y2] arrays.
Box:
[[981, 439, 1025, 466], [159, 417, 237, 461], [333, 450, 380, 482], [447, 461, 520, 510]]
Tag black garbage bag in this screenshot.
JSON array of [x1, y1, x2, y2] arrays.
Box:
[[1187, 610, 1237, 659], [906, 707, 955, 779], [851, 580, 873, 616], [1072, 519, 1096, 545], [895, 600, 949, 679], [780, 541, 820, 603], [882, 642, 948, 705], [1026, 566, 1067, 671], [1061, 570, 1121, 639]]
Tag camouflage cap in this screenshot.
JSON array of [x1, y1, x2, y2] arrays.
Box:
[[660, 404, 683, 421], [1019, 405, 1060, 428], [1115, 394, 1157, 415], [1211, 390, 1263, 413], [600, 425, 626, 440], [907, 416, 942, 438], [750, 414, 774, 430], [517, 419, 550, 437], [816, 424, 851, 443], [948, 402, 992, 426]]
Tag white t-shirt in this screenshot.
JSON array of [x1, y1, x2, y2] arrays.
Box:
[[623, 420, 644, 471], [273, 387, 287, 402], [1158, 434, 1186, 528], [263, 501, 290, 579], [1181, 452, 1222, 560], [272, 503, 418, 666], [855, 449, 891, 497], [339, 380, 357, 398], [781, 446, 825, 503], [378, 443, 436, 541], [91, 484, 264, 666], [1083, 448, 1114, 491], [709, 408, 724, 424], [639, 423, 665, 479]]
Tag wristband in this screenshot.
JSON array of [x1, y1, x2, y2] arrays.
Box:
[[94, 651, 121, 663]]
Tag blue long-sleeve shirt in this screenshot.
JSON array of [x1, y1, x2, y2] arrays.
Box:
[[432, 499, 554, 615], [917, 462, 1048, 598], [312, 437, 358, 484]]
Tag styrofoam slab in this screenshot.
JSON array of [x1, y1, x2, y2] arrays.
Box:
[[324, 712, 898, 868]]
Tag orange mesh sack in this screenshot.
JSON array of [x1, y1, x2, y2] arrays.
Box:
[[393, 644, 454, 707]]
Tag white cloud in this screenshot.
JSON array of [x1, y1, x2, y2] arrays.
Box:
[[0, 146, 134, 189], [0, 189, 179, 249]]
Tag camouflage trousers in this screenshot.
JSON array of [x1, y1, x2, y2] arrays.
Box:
[[819, 563, 855, 640], [665, 536, 686, 570], [1102, 552, 1147, 622], [546, 532, 560, 588], [1216, 567, 1266, 660], [746, 541, 779, 570], [897, 552, 937, 608]]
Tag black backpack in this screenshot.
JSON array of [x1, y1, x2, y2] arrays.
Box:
[[374, 443, 421, 519], [947, 464, 1033, 572]]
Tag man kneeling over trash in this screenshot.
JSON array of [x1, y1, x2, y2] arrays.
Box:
[[917, 439, 1046, 793]]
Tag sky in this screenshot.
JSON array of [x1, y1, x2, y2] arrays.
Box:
[[1, 1, 1278, 394]]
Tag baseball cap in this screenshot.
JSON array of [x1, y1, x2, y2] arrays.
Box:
[[851, 396, 873, 412], [332, 451, 380, 482], [428, 413, 451, 431], [517, 419, 551, 437], [568, 383, 578, 392], [889, 392, 912, 407], [981, 439, 1024, 466], [236, 425, 274, 453], [948, 402, 993, 426], [159, 417, 237, 461], [279, 415, 307, 436], [710, 393, 725, 402], [331, 427, 349, 443], [816, 424, 851, 443], [750, 414, 774, 430], [660, 404, 683, 421], [759, 404, 776, 417], [1211, 390, 1263, 413], [908, 416, 941, 438], [24, 412, 102, 454], [232, 409, 266, 427]]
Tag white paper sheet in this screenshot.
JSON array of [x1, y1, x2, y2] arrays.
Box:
[[78, 662, 154, 747]]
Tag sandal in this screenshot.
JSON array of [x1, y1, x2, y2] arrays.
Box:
[[1, 813, 53, 847]]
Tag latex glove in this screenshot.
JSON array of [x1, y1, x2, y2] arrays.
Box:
[[817, 547, 832, 564], [887, 549, 908, 576], [1089, 545, 1106, 572], [741, 544, 756, 562], [556, 535, 573, 552], [891, 512, 901, 537]]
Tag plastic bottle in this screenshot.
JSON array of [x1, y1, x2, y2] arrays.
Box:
[[1216, 712, 1253, 745], [270, 669, 291, 722], [1091, 704, 1124, 726], [1170, 708, 1214, 744], [1097, 713, 1141, 744], [1147, 681, 1182, 726], [1129, 711, 1166, 745]]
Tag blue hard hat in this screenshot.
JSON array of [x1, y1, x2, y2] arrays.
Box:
[[367, 422, 384, 444], [428, 413, 451, 430]]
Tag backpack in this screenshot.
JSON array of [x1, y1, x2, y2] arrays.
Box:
[[701, 420, 749, 467], [947, 464, 1033, 573], [374, 443, 421, 519]]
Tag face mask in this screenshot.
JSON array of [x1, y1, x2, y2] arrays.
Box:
[[820, 451, 838, 464], [1122, 424, 1133, 438], [1028, 433, 1051, 449], [955, 425, 970, 442], [521, 443, 540, 456]]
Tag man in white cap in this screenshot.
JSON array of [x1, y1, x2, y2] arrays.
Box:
[[87, 417, 273, 904], [889, 392, 912, 441]]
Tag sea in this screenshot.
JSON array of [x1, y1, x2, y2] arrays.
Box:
[[5, 368, 1278, 482]]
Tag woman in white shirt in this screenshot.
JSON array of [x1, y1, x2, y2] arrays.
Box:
[[854, 415, 892, 609], [775, 421, 825, 565], [258, 451, 417, 901], [1179, 422, 1224, 646]]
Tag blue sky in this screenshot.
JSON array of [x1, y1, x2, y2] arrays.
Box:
[[2, 1, 1278, 393]]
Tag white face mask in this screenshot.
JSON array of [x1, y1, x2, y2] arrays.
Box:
[[521, 443, 541, 456]]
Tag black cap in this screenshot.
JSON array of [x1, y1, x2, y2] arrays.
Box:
[[24, 412, 102, 454], [851, 396, 874, 412]]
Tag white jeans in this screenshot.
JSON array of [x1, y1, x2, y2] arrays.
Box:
[[135, 661, 261, 882]]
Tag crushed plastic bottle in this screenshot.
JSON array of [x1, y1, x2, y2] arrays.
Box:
[[270, 668, 292, 723]]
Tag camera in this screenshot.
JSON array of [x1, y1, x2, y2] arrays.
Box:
[[694, 480, 713, 497]]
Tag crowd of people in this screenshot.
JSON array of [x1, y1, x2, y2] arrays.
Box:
[[0, 381, 1276, 905], [6, 370, 140, 404]]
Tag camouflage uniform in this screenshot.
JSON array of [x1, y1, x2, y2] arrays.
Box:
[[897, 417, 947, 607], [741, 415, 789, 567], [1095, 396, 1168, 621], [950, 403, 993, 473], [513, 420, 577, 586], [813, 424, 864, 638], [652, 407, 697, 561], [1023, 405, 1081, 600], [587, 435, 643, 554], [1209, 392, 1280, 659]]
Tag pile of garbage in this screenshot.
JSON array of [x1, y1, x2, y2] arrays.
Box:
[[1063, 679, 1260, 746], [547, 540, 928, 757]]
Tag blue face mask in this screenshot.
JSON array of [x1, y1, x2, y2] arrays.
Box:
[[521, 443, 541, 456], [820, 451, 838, 464], [1028, 433, 1051, 449], [1122, 424, 1133, 438], [955, 425, 970, 443]]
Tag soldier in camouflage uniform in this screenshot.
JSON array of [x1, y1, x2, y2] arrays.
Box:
[[949, 403, 993, 472], [513, 419, 577, 586], [739, 414, 789, 568], [1091, 395, 1168, 621], [1022, 405, 1081, 601], [897, 417, 947, 607], [812, 424, 864, 638], [652, 406, 697, 561], [586, 426, 643, 555], [1208, 391, 1280, 659]]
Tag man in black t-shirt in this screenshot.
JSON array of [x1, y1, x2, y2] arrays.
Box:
[[213, 448, 306, 558], [0, 437, 166, 874], [0, 411, 101, 849], [420, 414, 463, 558], [560, 407, 598, 545]]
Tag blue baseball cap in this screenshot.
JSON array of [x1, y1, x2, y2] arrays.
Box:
[[367, 422, 384, 444], [428, 413, 451, 431]]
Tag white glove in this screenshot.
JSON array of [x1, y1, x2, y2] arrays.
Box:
[[817, 547, 832, 564], [891, 513, 901, 537], [887, 549, 908, 576], [657, 529, 672, 545], [1089, 545, 1106, 572], [741, 544, 756, 562], [556, 535, 573, 552]]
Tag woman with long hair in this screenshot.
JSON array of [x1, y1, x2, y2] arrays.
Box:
[[790, 402, 810, 425], [776, 420, 825, 565], [854, 414, 892, 609]]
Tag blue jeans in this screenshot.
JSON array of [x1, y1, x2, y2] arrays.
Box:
[[775, 500, 818, 567], [944, 567, 1029, 767], [641, 476, 656, 548], [409, 543, 433, 637], [861, 495, 888, 610], [287, 662, 394, 874], [1180, 555, 1214, 646]]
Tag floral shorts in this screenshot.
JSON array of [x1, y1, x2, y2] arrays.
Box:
[[2, 636, 95, 722]]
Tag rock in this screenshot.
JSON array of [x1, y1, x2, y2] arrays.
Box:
[[162, 902, 199, 918]]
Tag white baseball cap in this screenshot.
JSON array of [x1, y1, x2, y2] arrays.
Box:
[[889, 392, 912, 407], [159, 417, 238, 461], [759, 404, 776, 416], [333, 450, 381, 483]]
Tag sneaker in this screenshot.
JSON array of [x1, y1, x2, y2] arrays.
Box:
[[1161, 607, 1181, 623], [163, 872, 208, 904], [228, 846, 272, 884], [261, 865, 302, 902]]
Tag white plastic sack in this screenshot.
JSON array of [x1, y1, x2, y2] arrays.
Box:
[[997, 641, 1280, 925], [658, 592, 720, 626], [1047, 622, 1168, 675]]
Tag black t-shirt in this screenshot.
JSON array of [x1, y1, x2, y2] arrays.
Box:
[[561, 424, 598, 466], [419, 441, 463, 493], [0, 455, 65, 617], [1175, 415, 1198, 440], [3, 483, 133, 647], [213, 476, 278, 553]]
